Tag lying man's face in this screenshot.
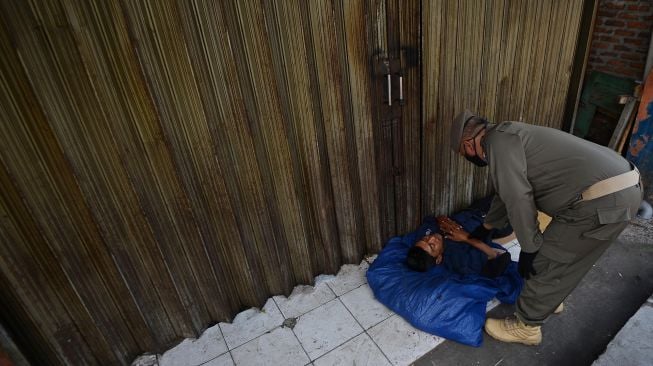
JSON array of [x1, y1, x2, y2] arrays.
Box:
[[415, 233, 444, 258], [405, 233, 445, 272]]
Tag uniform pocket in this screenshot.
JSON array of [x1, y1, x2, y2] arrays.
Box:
[[581, 206, 631, 240]]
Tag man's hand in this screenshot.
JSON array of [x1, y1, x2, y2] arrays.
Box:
[[518, 250, 538, 279], [436, 216, 470, 242]]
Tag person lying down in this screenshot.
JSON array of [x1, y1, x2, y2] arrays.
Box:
[[406, 216, 511, 278]]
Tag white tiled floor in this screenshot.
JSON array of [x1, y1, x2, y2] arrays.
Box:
[[134, 241, 523, 366]]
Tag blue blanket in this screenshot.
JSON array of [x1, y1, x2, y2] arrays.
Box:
[[366, 207, 523, 347]]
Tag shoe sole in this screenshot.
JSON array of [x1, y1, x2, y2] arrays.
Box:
[[484, 324, 541, 346]]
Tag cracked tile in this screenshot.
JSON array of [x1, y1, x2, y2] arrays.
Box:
[[367, 315, 444, 366], [340, 284, 393, 329], [313, 333, 390, 366], [293, 299, 363, 360], [230, 327, 309, 366], [325, 262, 369, 296], [273, 283, 335, 319], [219, 299, 284, 350], [159, 325, 227, 366], [131, 354, 158, 366]]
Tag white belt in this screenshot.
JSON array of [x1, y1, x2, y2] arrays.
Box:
[[580, 166, 640, 201]]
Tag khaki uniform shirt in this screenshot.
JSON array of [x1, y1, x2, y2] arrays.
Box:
[[482, 122, 632, 254]]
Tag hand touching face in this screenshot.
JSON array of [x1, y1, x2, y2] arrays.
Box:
[[436, 216, 470, 242]]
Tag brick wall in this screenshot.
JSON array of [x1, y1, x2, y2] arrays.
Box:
[[587, 0, 653, 80]]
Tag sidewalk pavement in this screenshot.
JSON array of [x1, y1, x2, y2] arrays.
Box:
[[592, 294, 653, 366]]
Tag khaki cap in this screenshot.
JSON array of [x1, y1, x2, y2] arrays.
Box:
[[451, 110, 476, 152]]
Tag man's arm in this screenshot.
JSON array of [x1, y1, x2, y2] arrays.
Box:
[[437, 216, 500, 259], [486, 133, 542, 253], [485, 195, 509, 229]]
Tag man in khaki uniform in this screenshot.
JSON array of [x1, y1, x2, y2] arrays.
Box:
[[451, 110, 643, 345]]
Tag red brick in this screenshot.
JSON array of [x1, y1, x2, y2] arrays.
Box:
[[605, 19, 626, 26], [630, 62, 645, 69], [614, 44, 630, 51], [600, 51, 619, 57], [615, 29, 636, 37], [620, 52, 645, 61], [627, 21, 652, 29], [619, 13, 640, 20], [608, 59, 629, 67], [627, 4, 650, 11], [624, 37, 647, 46], [592, 41, 611, 49], [600, 35, 620, 42], [593, 26, 614, 35], [638, 31, 652, 38], [598, 9, 619, 17], [606, 2, 626, 10]]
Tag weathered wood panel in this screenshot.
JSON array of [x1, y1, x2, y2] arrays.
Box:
[[0, 0, 585, 364], [421, 0, 585, 215], [0, 0, 386, 364]]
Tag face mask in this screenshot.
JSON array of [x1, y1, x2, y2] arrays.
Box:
[[465, 154, 488, 167]]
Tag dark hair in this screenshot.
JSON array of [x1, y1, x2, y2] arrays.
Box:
[[406, 246, 435, 272]]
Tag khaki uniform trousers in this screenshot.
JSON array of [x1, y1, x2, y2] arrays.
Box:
[[516, 184, 643, 325]]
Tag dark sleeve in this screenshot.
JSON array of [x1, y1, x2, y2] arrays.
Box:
[[487, 133, 543, 253]]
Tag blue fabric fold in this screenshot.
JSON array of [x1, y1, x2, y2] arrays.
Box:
[[366, 205, 523, 346]]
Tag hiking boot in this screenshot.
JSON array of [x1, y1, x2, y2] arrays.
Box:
[[554, 302, 564, 314], [485, 316, 542, 345]]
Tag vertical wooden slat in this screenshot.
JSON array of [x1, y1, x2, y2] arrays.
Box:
[[298, 0, 343, 274], [219, 0, 313, 287], [118, 0, 243, 323], [0, 1, 153, 362], [175, 0, 277, 306], [474, 0, 506, 199], [0, 163, 96, 365], [307, 0, 363, 264], [343, 0, 383, 254], [509, 0, 538, 121], [396, 0, 421, 233], [536, 0, 573, 127], [215, 0, 296, 296], [551, 0, 585, 126], [450, 0, 487, 211], [523, 0, 555, 124], [436, 0, 458, 214], [264, 0, 343, 275], [61, 0, 222, 341], [422, 0, 444, 216], [495, 0, 524, 122], [478, 0, 506, 121]]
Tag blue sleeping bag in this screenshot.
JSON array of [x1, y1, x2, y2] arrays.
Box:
[[366, 206, 523, 347]]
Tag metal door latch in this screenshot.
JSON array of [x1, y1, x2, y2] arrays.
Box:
[[374, 57, 404, 119]]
